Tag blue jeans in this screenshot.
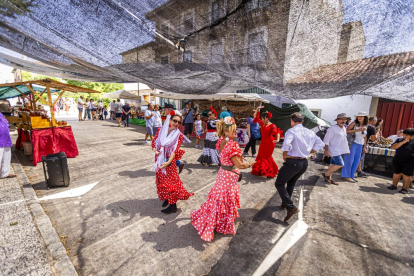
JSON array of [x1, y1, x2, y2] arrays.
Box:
[[83, 109, 91, 120], [341, 143, 363, 178], [122, 114, 129, 126]]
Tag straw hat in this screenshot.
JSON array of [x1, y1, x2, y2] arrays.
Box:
[[354, 111, 368, 117]]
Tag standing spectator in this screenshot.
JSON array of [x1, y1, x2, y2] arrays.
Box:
[[83, 98, 91, 120], [243, 110, 261, 157], [193, 114, 204, 149], [114, 99, 123, 126], [341, 112, 368, 182], [103, 105, 108, 120], [276, 112, 325, 222], [219, 106, 230, 119], [375, 118, 384, 140], [98, 100, 104, 120], [122, 101, 131, 127], [153, 104, 163, 134], [0, 113, 15, 178], [201, 105, 209, 117], [144, 104, 155, 143], [388, 129, 404, 143], [321, 113, 350, 185], [182, 102, 194, 139], [366, 116, 379, 144], [109, 100, 115, 120], [64, 100, 70, 115], [77, 96, 84, 121], [344, 117, 352, 128], [90, 99, 97, 121], [387, 128, 414, 194]]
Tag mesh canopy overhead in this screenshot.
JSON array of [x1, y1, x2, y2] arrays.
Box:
[[0, 0, 413, 101]]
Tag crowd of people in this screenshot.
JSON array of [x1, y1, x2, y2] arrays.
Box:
[[147, 104, 414, 242]]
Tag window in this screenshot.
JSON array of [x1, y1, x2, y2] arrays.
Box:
[[184, 16, 193, 33], [211, 43, 224, 63], [248, 32, 266, 63], [281, 103, 294, 108], [310, 109, 322, 117], [183, 51, 192, 63], [212, 1, 219, 23], [161, 56, 168, 64], [249, 0, 265, 9]]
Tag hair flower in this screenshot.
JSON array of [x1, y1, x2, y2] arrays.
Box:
[[224, 116, 235, 126]]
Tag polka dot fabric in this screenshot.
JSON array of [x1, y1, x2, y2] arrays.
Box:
[[191, 138, 242, 242], [152, 130, 193, 204]]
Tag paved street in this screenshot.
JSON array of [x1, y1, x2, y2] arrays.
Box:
[[10, 115, 414, 276]]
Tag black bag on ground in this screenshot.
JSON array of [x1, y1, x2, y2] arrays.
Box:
[[42, 152, 70, 188]]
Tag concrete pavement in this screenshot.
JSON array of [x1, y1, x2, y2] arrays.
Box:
[[10, 113, 414, 275]]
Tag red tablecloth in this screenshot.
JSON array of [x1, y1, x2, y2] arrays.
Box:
[[31, 126, 78, 166]]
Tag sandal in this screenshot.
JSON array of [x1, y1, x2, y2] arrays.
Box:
[[322, 173, 330, 183], [327, 179, 339, 185], [6, 174, 16, 178]]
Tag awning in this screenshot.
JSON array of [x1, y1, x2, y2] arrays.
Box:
[[156, 92, 269, 103], [102, 90, 142, 100], [263, 103, 331, 134], [0, 84, 60, 100]]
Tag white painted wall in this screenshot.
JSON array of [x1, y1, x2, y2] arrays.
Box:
[[297, 95, 373, 125], [123, 83, 151, 91]]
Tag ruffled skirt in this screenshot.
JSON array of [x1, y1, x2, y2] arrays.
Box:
[[191, 168, 240, 242], [198, 132, 220, 165]]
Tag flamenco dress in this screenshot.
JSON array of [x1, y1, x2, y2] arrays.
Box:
[[152, 129, 193, 204], [251, 112, 283, 178], [191, 138, 242, 242]]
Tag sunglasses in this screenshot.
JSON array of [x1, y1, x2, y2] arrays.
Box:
[[172, 119, 181, 124]]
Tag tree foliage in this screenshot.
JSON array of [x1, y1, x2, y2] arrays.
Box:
[[0, 0, 36, 18]]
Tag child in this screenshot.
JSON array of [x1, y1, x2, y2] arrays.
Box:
[[103, 105, 108, 120], [193, 114, 204, 149]]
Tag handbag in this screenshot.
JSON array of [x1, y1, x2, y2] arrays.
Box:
[[347, 125, 356, 147]]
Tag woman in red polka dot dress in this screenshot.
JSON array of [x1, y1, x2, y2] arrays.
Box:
[[191, 116, 255, 242], [152, 112, 193, 214]]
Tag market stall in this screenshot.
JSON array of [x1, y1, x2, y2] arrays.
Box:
[[0, 79, 99, 166], [156, 92, 269, 146]]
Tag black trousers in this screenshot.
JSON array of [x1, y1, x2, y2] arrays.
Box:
[[244, 137, 257, 155], [275, 159, 308, 210]]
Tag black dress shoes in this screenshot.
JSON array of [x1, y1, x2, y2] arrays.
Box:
[[161, 204, 177, 214], [284, 208, 299, 222]]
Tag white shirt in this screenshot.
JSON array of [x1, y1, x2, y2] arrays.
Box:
[[388, 135, 401, 143], [77, 98, 84, 108], [153, 111, 162, 127], [354, 125, 367, 145], [109, 101, 115, 112], [281, 124, 325, 158], [145, 109, 155, 127], [323, 124, 350, 157]]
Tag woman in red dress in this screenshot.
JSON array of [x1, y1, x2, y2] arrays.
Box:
[[251, 106, 283, 178], [152, 112, 193, 214], [191, 116, 255, 242]]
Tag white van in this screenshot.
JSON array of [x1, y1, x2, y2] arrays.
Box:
[[258, 94, 296, 108]]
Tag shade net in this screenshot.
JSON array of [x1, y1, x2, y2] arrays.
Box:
[[0, 0, 413, 101]]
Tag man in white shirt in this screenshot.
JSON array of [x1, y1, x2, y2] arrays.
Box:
[[109, 100, 115, 120], [322, 113, 350, 185], [388, 129, 403, 143], [114, 99, 123, 126], [144, 104, 155, 143], [276, 112, 325, 222], [77, 96, 84, 121]]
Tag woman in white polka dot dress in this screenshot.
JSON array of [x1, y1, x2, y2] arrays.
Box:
[[191, 117, 255, 242]]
